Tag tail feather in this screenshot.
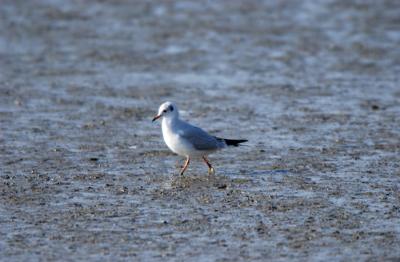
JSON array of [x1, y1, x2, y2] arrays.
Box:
[[215, 137, 248, 147]]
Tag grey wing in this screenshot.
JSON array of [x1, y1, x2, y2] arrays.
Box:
[[179, 125, 223, 151]]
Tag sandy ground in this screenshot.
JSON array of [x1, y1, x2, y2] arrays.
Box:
[[1, 0, 400, 261]]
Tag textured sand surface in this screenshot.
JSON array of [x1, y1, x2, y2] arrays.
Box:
[[1, 0, 400, 261]]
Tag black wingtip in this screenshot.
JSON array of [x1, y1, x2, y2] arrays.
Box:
[[223, 138, 248, 147]]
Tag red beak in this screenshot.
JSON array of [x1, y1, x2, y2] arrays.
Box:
[[152, 115, 161, 122]]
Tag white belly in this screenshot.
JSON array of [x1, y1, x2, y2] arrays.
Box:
[[162, 120, 195, 157]]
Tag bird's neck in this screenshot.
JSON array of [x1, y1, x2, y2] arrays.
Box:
[[162, 115, 179, 128]]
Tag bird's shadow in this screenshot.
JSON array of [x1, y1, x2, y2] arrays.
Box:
[[163, 173, 232, 191], [160, 169, 290, 192]]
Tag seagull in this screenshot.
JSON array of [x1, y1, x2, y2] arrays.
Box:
[[152, 101, 247, 175]]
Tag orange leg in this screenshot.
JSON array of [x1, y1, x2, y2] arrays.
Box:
[[179, 157, 190, 176], [202, 156, 215, 175]]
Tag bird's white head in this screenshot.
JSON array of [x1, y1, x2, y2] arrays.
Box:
[[152, 101, 178, 122]]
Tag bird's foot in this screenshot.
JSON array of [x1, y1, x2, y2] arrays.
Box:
[[208, 167, 215, 175]]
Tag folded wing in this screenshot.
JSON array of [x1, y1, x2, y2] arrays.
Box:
[[179, 125, 223, 151]]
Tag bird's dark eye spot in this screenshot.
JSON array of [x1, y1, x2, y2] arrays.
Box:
[[163, 110, 167, 113], [169, 105, 174, 111]]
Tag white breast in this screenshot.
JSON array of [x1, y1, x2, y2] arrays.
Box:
[[162, 118, 195, 157]]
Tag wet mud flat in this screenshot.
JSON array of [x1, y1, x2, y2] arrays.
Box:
[[1, 0, 400, 261]]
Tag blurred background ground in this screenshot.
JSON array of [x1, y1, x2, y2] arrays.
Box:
[[0, 0, 400, 261]]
